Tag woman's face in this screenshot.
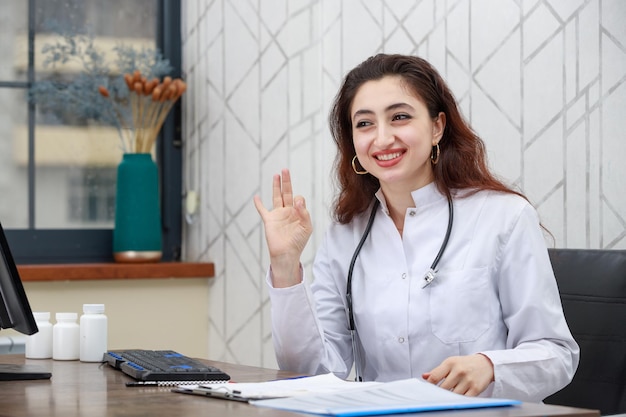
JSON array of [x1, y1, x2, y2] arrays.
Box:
[[350, 75, 445, 193]]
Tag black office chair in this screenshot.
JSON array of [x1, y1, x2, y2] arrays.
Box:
[[543, 249, 626, 416]]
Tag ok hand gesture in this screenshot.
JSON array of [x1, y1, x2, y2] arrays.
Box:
[[253, 169, 313, 288]]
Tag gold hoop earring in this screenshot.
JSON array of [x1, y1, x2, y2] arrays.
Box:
[[352, 155, 368, 175], [431, 144, 440, 165]]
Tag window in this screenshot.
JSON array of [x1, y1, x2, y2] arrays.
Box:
[[0, 0, 182, 263], [68, 168, 116, 224]]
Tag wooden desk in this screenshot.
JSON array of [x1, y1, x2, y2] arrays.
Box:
[[0, 354, 600, 417]]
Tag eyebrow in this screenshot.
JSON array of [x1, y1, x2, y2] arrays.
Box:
[[352, 102, 415, 121]]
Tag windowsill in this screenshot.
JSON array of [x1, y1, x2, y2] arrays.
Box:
[[17, 262, 215, 281]]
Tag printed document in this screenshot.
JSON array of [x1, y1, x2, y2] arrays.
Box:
[[250, 375, 520, 416], [173, 373, 379, 401], [173, 373, 520, 415]]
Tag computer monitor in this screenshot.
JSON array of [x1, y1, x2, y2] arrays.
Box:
[[0, 222, 51, 380]]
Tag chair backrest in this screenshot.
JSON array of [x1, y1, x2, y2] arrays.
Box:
[[543, 249, 626, 415]]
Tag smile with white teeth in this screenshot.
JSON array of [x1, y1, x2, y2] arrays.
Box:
[[376, 152, 403, 161]]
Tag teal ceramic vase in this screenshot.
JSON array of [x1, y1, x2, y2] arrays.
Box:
[[113, 153, 162, 262]]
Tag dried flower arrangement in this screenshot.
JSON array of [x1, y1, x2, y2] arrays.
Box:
[[98, 71, 187, 154], [30, 29, 184, 154]]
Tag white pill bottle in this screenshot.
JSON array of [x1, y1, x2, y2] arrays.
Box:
[[79, 304, 108, 362], [53, 312, 80, 360], [25, 311, 53, 359]]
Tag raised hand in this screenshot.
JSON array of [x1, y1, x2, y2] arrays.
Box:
[[253, 169, 313, 288]]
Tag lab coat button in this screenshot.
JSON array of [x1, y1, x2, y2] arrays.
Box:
[[409, 210, 416, 216], [398, 337, 405, 343], [401, 273, 407, 279]]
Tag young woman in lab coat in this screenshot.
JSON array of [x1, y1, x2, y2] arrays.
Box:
[[253, 54, 579, 402]]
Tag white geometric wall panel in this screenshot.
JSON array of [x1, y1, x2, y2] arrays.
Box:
[[181, 0, 626, 368]]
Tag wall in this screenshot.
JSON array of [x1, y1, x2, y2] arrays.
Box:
[[181, 0, 626, 369], [7, 278, 210, 358]]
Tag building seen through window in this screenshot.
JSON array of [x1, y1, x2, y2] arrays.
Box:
[[0, 0, 182, 262]]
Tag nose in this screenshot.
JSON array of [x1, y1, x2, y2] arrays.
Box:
[[374, 124, 394, 147]]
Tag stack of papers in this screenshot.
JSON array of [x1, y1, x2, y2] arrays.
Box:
[[173, 373, 521, 416], [172, 373, 378, 401]]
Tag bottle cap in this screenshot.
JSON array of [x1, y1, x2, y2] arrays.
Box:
[[83, 304, 105, 314], [33, 312, 51, 321], [56, 312, 78, 321]]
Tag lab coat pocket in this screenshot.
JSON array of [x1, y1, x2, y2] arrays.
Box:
[[429, 267, 492, 344]]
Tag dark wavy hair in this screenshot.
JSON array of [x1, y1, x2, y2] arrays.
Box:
[[328, 53, 525, 224]]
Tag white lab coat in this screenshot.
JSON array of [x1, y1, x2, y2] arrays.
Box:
[[267, 182, 579, 402]]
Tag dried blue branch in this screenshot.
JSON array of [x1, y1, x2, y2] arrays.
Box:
[[29, 28, 173, 153]]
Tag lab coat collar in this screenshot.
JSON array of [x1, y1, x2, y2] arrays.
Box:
[[374, 182, 446, 216]]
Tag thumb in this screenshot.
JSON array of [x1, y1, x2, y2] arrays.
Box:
[[253, 195, 268, 218]]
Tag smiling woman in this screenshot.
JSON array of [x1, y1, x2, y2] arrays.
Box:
[[350, 76, 445, 220], [254, 53, 580, 403]]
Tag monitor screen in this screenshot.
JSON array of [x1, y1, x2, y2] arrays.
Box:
[[0, 222, 51, 380], [0, 223, 38, 334]]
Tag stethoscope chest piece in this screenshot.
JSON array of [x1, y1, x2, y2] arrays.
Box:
[[422, 268, 437, 288]]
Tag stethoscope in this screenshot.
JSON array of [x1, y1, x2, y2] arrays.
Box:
[[345, 194, 454, 381]]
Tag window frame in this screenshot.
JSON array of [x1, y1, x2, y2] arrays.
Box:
[[3, 0, 182, 264]]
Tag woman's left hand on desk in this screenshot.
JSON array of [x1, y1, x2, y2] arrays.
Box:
[[421, 354, 494, 396]]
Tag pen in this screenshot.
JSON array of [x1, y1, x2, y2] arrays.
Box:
[[126, 381, 160, 387], [126, 380, 226, 387]]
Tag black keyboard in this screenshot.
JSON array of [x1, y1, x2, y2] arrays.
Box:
[[105, 349, 230, 384]]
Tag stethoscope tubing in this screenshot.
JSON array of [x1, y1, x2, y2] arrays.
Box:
[[345, 194, 454, 381]]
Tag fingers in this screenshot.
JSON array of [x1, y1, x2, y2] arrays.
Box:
[[422, 355, 493, 397], [272, 173, 283, 209], [293, 195, 306, 209], [294, 195, 312, 227], [271, 169, 294, 209], [423, 364, 463, 394], [281, 169, 294, 207], [256, 169, 303, 218], [422, 362, 449, 387]]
